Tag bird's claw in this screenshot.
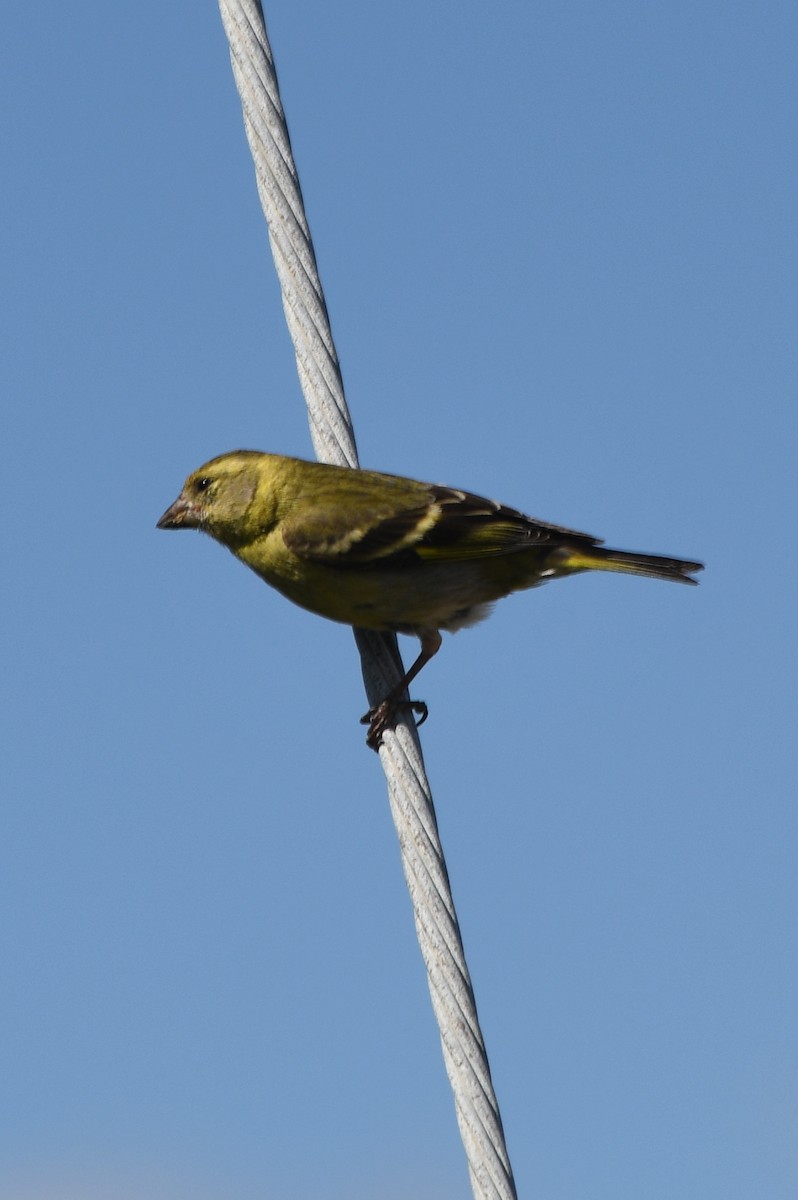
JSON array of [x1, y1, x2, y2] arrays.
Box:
[[360, 698, 429, 750]]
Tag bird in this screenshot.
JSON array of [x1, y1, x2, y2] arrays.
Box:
[[157, 450, 702, 748]]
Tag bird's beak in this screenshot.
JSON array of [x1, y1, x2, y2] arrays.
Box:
[[156, 494, 201, 530]]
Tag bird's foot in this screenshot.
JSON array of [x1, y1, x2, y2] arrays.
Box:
[[360, 698, 429, 750]]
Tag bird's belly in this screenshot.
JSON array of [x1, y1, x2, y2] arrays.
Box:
[[264, 555, 540, 635]]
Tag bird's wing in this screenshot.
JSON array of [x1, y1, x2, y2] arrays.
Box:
[[282, 476, 600, 567]]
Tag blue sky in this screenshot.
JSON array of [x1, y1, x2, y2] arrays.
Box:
[[2, 2, 796, 1197]]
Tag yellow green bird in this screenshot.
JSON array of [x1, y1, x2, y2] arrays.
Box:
[[157, 451, 702, 747]]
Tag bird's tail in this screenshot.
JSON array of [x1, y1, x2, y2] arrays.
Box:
[[557, 544, 703, 585]]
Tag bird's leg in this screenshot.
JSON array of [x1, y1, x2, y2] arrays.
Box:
[[361, 630, 442, 749]]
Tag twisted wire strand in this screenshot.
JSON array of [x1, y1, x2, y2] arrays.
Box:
[[222, 0, 356, 466], [217, 4, 517, 1196]]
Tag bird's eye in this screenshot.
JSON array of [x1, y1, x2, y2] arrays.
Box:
[[195, 477, 212, 493]]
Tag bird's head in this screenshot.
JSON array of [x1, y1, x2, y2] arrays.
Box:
[[157, 451, 268, 547]]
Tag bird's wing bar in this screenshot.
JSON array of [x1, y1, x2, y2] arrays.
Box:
[[281, 501, 438, 564]]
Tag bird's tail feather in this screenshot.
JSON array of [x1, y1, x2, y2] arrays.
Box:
[[559, 545, 703, 585]]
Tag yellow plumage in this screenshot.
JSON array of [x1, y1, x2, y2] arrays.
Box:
[[158, 451, 702, 746]]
